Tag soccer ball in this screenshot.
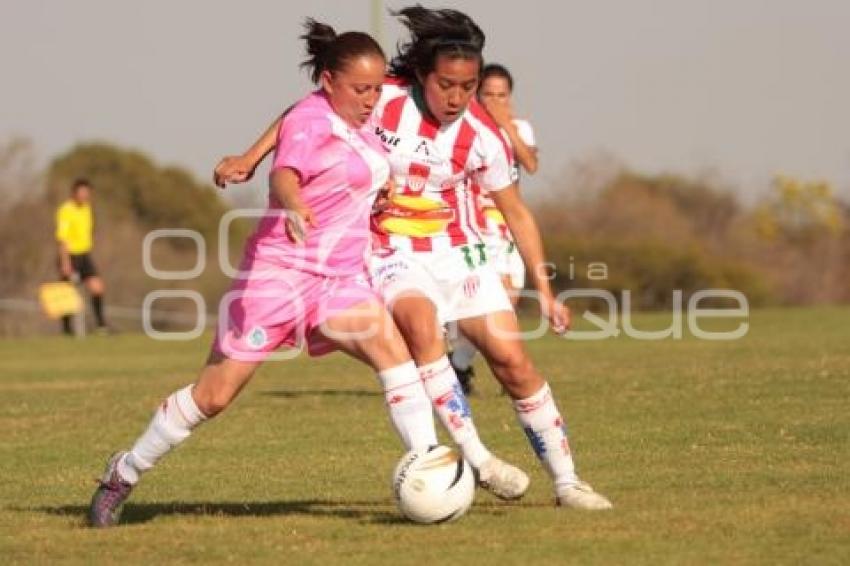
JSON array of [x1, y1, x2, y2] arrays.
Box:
[[392, 445, 475, 524]]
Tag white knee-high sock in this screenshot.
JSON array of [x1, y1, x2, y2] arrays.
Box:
[[514, 382, 578, 489], [448, 330, 478, 372], [118, 385, 207, 484], [419, 356, 491, 468], [377, 362, 438, 450]]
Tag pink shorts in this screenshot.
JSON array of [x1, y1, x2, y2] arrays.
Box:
[[213, 259, 379, 362]]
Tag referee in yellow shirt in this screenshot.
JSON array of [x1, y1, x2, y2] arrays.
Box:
[[56, 179, 110, 334]]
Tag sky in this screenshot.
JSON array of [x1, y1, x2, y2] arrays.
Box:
[[1, 0, 848, 204]]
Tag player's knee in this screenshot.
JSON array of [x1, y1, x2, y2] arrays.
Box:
[[86, 276, 104, 291], [358, 324, 411, 368], [193, 387, 234, 417], [393, 315, 439, 353], [404, 325, 442, 358], [379, 329, 413, 365]]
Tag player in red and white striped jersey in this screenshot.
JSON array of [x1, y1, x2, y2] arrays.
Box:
[[368, 77, 513, 255], [214, 6, 611, 511]]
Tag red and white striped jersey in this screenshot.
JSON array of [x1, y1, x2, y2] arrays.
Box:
[[370, 79, 515, 253]]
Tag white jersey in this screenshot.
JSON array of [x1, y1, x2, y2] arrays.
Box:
[[370, 79, 515, 254]]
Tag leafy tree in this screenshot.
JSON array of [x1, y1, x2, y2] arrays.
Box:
[[755, 175, 844, 243]]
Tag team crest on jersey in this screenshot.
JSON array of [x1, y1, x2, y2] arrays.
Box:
[[408, 175, 427, 193], [246, 326, 268, 350], [463, 275, 480, 298], [406, 162, 430, 193]]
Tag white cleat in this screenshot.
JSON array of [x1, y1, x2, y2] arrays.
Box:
[[556, 480, 613, 510], [476, 456, 530, 500]]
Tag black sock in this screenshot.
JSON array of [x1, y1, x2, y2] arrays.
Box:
[[61, 316, 73, 335], [92, 295, 106, 327]]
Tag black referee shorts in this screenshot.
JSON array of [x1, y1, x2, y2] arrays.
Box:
[[60, 253, 99, 281]]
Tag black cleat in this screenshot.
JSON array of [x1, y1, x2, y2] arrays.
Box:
[[449, 353, 475, 395]]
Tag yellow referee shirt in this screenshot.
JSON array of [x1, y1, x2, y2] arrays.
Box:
[[55, 200, 93, 254]]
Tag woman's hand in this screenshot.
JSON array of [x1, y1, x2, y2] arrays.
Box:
[[373, 177, 396, 213], [284, 207, 318, 244], [213, 155, 257, 188], [541, 295, 571, 335], [482, 99, 514, 130], [213, 114, 286, 188]]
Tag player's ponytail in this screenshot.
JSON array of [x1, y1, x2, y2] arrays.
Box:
[[301, 18, 385, 84], [301, 19, 338, 83], [389, 5, 485, 82]]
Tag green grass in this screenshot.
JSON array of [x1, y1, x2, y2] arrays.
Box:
[[1, 307, 848, 564]]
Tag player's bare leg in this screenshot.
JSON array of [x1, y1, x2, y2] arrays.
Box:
[[389, 292, 530, 500], [89, 354, 258, 527], [458, 309, 613, 510]]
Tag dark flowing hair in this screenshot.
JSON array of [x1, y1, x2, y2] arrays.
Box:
[[388, 5, 485, 82], [300, 18, 385, 84]]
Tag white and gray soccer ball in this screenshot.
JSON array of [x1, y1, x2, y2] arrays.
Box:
[[392, 445, 475, 524]]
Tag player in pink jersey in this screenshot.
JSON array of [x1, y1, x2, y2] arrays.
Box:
[[449, 63, 539, 394], [215, 7, 612, 510], [88, 21, 443, 528]]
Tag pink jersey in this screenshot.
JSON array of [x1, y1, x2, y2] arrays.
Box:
[[244, 91, 390, 276], [370, 79, 515, 254]]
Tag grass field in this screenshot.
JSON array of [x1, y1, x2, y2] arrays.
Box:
[[1, 307, 848, 564]]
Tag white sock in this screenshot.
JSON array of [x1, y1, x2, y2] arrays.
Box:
[[448, 330, 478, 372], [419, 356, 491, 468], [377, 362, 438, 450], [514, 382, 578, 490], [118, 384, 207, 484]]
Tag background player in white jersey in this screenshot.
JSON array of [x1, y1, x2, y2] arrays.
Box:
[[215, 6, 612, 510], [478, 64, 538, 176], [449, 63, 538, 394]]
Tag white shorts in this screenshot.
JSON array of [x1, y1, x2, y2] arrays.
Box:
[[369, 245, 513, 325], [486, 236, 526, 290]]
